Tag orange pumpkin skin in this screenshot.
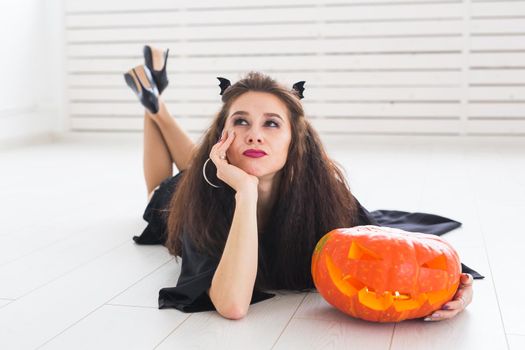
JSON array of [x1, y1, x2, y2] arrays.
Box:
[[311, 225, 461, 323]]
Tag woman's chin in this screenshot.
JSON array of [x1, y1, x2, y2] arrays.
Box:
[[234, 159, 278, 178], [244, 167, 263, 177], [239, 164, 266, 178]]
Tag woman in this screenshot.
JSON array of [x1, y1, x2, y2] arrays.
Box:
[[125, 45, 481, 321]]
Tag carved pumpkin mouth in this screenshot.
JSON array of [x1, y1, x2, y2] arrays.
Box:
[[324, 240, 455, 312]]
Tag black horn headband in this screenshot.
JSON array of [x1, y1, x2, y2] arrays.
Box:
[[216, 77, 306, 99]]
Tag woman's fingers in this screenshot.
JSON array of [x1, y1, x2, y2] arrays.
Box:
[[424, 273, 474, 322], [442, 297, 465, 311], [424, 308, 461, 321], [210, 130, 229, 163], [215, 130, 235, 161], [459, 273, 473, 286]]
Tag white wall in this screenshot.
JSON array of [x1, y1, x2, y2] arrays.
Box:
[[1, 1, 524, 145], [0, 0, 65, 147], [62, 0, 525, 137]]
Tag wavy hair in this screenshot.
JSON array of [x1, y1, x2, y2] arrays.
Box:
[[165, 71, 360, 291]]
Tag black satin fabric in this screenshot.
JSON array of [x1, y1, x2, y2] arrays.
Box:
[[353, 198, 484, 280], [133, 171, 484, 313]]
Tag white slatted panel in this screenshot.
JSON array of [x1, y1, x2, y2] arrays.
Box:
[[64, 0, 525, 135], [469, 0, 525, 135]]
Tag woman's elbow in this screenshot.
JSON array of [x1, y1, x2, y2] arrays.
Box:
[[208, 287, 249, 320], [216, 303, 249, 320]]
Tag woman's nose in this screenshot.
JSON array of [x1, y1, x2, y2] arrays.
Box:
[[245, 127, 264, 143], [247, 135, 262, 143]]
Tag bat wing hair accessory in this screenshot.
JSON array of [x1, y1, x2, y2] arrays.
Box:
[[216, 77, 306, 100], [291, 81, 306, 99], [216, 77, 231, 96]]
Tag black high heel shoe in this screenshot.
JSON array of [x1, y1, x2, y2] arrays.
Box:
[[143, 45, 169, 94], [123, 65, 160, 114]]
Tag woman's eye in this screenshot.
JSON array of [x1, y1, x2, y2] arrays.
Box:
[[233, 118, 279, 127], [234, 118, 248, 125]]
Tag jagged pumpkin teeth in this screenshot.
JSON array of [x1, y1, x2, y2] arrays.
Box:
[[311, 225, 462, 323]]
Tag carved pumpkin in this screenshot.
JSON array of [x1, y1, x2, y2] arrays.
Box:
[[311, 225, 461, 323]]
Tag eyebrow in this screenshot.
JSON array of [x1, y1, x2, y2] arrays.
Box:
[[229, 110, 284, 122]]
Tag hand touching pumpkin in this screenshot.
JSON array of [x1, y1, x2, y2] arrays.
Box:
[[423, 273, 474, 321]]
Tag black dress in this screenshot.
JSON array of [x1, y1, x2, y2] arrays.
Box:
[[133, 170, 484, 313]]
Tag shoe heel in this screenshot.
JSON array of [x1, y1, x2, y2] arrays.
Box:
[[143, 45, 169, 94], [123, 72, 139, 94], [124, 66, 160, 114]]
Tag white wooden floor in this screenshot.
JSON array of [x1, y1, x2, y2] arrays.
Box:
[[1, 132, 524, 350]]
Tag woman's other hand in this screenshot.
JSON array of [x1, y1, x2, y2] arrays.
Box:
[[210, 129, 259, 193], [423, 273, 474, 322]]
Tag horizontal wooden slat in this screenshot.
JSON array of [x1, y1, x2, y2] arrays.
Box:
[[66, 24, 318, 43], [66, 37, 463, 58], [471, 18, 525, 34], [66, 21, 463, 43], [471, 1, 525, 17], [70, 115, 461, 134], [68, 87, 463, 102], [471, 35, 525, 51], [471, 52, 525, 67], [467, 119, 525, 134], [68, 72, 324, 88], [69, 101, 462, 117], [470, 70, 525, 84], [65, 0, 323, 13], [470, 87, 525, 100], [68, 71, 461, 88], [66, 54, 463, 72], [65, 0, 455, 13], [468, 103, 525, 117], [65, 3, 462, 28]]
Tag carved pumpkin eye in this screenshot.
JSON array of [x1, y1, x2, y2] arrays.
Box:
[[347, 241, 383, 261], [421, 254, 448, 271]]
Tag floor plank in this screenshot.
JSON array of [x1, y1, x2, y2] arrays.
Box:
[[390, 245, 507, 350], [38, 305, 189, 350], [108, 258, 180, 308], [155, 291, 306, 350], [0, 242, 171, 349]]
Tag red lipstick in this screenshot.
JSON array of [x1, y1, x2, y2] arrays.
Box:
[[243, 149, 267, 158]]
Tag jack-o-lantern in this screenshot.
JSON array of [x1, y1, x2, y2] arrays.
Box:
[[311, 225, 461, 323]]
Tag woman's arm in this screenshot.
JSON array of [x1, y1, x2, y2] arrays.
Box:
[[207, 188, 259, 320]]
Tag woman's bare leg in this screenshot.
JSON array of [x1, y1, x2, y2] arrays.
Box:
[[147, 98, 196, 173], [134, 46, 196, 199], [132, 71, 195, 201], [143, 111, 173, 199]]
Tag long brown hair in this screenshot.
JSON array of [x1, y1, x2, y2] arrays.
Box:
[[165, 71, 360, 291]]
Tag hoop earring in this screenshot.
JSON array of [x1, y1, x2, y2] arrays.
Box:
[[202, 158, 222, 188]]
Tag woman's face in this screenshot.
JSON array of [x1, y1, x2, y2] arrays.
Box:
[[223, 91, 292, 179]]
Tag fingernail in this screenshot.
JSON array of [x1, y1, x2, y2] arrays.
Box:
[[424, 317, 433, 321], [442, 305, 450, 310], [432, 313, 440, 318]]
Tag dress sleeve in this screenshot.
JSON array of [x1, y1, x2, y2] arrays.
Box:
[[158, 231, 276, 313]]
